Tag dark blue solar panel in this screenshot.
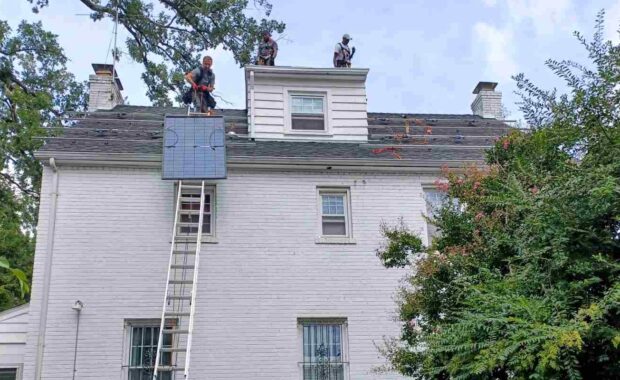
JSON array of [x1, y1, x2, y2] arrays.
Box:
[[162, 116, 227, 179]]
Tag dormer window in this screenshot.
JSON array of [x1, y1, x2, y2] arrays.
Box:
[[290, 94, 326, 131]]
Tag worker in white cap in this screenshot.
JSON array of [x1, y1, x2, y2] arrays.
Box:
[[334, 33, 356, 67]]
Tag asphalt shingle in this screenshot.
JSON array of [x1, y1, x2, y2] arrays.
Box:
[[39, 105, 511, 163]]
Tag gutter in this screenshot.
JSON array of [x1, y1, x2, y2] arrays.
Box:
[[33, 151, 482, 173], [35, 158, 59, 380]]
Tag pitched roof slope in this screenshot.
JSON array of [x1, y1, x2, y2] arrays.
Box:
[[37, 105, 512, 165]]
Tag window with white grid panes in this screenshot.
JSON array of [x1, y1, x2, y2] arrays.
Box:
[[300, 320, 347, 380], [127, 322, 173, 380], [178, 186, 214, 236], [291, 95, 325, 131], [319, 189, 350, 237]]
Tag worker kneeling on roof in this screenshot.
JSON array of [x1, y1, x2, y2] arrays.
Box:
[[334, 33, 355, 68], [184, 55, 216, 113], [257, 30, 278, 66]]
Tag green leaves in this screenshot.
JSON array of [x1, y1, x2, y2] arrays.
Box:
[[30, 0, 285, 105], [376, 218, 424, 268], [379, 12, 620, 379], [0, 20, 85, 311], [0, 256, 30, 299]]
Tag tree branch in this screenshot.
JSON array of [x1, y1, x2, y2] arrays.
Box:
[[0, 172, 39, 198]]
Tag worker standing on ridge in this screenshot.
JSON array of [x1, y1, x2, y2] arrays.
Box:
[[257, 30, 278, 66], [184, 55, 216, 114], [333, 33, 355, 68]]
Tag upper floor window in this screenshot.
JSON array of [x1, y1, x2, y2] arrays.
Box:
[[291, 95, 325, 131], [319, 188, 351, 237], [177, 186, 215, 237], [424, 188, 447, 244]]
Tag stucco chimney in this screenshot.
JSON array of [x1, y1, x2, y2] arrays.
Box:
[[471, 81, 502, 119], [88, 63, 124, 112]]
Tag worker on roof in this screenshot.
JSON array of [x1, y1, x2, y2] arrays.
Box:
[[184, 55, 216, 113], [257, 30, 278, 66], [334, 33, 355, 68]]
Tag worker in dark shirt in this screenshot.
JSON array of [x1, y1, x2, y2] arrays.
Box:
[[184, 56, 216, 113], [257, 31, 278, 66]]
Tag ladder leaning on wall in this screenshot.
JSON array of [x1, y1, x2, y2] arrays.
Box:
[[153, 180, 207, 379]]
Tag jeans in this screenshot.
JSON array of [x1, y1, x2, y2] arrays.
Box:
[[192, 90, 216, 113]]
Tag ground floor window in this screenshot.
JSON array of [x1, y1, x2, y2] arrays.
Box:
[[0, 368, 17, 380], [127, 322, 173, 380], [300, 319, 348, 380]]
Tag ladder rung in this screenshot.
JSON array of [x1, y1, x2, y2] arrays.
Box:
[[180, 184, 203, 189], [163, 329, 189, 334], [160, 347, 187, 353], [173, 250, 195, 255], [169, 280, 193, 284], [157, 366, 186, 372], [167, 295, 192, 300], [171, 264, 195, 269], [164, 311, 191, 317]]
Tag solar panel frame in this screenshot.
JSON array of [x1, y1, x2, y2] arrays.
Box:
[[162, 115, 227, 180]]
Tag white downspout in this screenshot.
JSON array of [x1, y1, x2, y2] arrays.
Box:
[[35, 158, 59, 380], [249, 70, 256, 139]]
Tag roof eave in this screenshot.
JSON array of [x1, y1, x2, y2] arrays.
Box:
[[244, 65, 369, 81], [35, 151, 481, 173]]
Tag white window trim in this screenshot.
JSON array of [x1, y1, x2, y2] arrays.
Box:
[[0, 365, 23, 380], [316, 187, 355, 244], [284, 88, 333, 136], [296, 318, 350, 380], [175, 184, 218, 244]]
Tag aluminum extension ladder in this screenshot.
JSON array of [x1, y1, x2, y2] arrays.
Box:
[[153, 181, 207, 379]]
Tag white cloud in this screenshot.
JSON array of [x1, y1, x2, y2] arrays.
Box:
[[473, 22, 518, 81], [503, 0, 575, 35], [604, 1, 620, 43]]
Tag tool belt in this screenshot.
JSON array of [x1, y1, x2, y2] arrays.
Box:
[[258, 56, 275, 66], [336, 60, 351, 68]]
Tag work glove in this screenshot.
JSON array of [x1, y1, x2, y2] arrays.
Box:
[[200, 85, 209, 92], [192, 82, 199, 90]]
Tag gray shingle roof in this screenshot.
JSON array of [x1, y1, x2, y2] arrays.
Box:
[[38, 105, 512, 164]]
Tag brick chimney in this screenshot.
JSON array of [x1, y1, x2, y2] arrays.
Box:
[[471, 81, 502, 119], [88, 63, 124, 112]]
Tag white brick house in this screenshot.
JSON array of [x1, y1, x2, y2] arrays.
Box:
[[0, 64, 509, 380]]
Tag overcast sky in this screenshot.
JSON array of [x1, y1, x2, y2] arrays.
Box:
[[2, 0, 620, 119]]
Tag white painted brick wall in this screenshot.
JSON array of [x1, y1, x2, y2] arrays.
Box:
[[23, 166, 429, 379]]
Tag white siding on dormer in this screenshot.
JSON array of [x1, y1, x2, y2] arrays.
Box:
[[246, 67, 369, 142]]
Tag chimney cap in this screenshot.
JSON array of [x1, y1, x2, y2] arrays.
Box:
[[91, 63, 124, 91], [472, 81, 497, 94]]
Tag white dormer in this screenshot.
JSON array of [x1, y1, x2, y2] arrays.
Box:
[[245, 66, 369, 142]]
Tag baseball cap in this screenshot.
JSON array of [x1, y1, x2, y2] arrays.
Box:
[[342, 33, 352, 40]]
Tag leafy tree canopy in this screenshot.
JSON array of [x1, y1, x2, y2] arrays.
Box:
[[28, 0, 286, 106], [377, 12, 620, 379], [0, 20, 86, 310]]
